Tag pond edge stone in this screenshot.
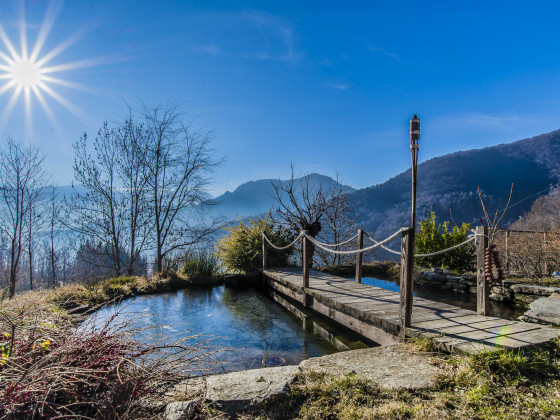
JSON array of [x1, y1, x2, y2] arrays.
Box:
[[165, 344, 443, 417]]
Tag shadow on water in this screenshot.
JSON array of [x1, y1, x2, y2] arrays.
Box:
[[353, 277, 526, 320], [92, 285, 371, 373]]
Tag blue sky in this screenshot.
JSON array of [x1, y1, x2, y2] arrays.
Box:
[[1, 1, 560, 195]]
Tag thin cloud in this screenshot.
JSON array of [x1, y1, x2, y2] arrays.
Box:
[[368, 44, 400, 62], [188, 10, 302, 64], [192, 45, 220, 56], [435, 113, 523, 128], [326, 83, 352, 90], [243, 10, 301, 63]]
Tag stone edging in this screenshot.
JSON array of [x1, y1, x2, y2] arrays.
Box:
[[163, 345, 442, 419], [418, 271, 560, 305]]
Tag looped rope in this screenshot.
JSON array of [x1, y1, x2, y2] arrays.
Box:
[[364, 232, 402, 256], [262, 231, 304, 250], [414, 235, 476, 258], [302, 228, 408, 255], [311, 233, 359, 248], [263, 228, 476, 258]]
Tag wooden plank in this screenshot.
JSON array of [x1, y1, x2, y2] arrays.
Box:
[[356, 229, 363, 283], [476, 226, 489, 315], [399, 228, 414, 342], [413, 315, 498, 330], [262, 233, 267, 270]]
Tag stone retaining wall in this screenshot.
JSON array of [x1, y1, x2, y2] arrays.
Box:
[[417, 270, 560, 306]]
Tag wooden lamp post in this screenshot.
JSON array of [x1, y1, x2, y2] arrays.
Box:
[[399, 114, 420, 342]]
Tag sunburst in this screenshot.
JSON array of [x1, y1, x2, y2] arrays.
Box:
[[0, 2, 94, 137]]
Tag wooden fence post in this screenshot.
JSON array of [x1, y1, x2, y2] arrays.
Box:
[[505, 230, 510, 275], [399, 227, 414, 342], [302, 231, 311, 306], [262, 233, 267, 270], [476, 225, 489, 316], [355, 229, 364, 283], [544, 232, 548, 274]]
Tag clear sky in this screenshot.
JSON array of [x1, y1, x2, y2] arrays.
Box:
[[1, 1, 560, 196]]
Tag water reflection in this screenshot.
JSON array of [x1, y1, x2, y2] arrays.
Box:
[[353, 277, 526, 320], [92, 285, 367, 372]]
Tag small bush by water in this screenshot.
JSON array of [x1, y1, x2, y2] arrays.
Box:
[[216, 216, 294, 273], [180, 252, 219, 276]]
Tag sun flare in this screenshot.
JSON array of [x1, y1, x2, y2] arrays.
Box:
[[0, 3, 97, 136], [8, 57, 43, 89]]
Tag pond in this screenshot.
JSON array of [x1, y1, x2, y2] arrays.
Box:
[[91, 285, 371, 373], [352, 277, 527, 320]]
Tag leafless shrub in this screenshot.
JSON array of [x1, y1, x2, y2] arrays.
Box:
[[494, 230, 560, 278]]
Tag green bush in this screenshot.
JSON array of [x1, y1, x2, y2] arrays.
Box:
[[216, 216, 294, 273], [180, 251, 219, 276], [415, 211, 475, 272]]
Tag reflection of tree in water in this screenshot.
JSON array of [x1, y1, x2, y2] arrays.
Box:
[[221, 287, 275, 332], [220, 288, 305, 351]]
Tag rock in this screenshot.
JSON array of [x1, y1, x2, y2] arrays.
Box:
[[491, 287, 514, 300], [510, 284, 560, 296], [519, 296, 560, 326], [514, 294, 540, 304], [299, 345, 441, 390], [433, 267, 444, 274], [490, 292, 512, 302], [442, 281, 469, 291], [420, 271, 446, 283], [164, 401, 200, 420], [167, 377, 206, 401], [458, 276, 476, 286], [443, 269, 451, 274], [205, 366, 299, 414]]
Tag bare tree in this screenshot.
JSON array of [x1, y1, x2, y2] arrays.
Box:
[[0, 137, 47, 297], [116, 115, 152, 275], [316, 177, 357, 267], [43, 184, 67, 287], [272, 167, 347, 268], [141, 102, 223, 273], [65, 124, 128, 277], [25, 181, 48, 290]]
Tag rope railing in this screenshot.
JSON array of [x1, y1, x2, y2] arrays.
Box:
[[310, 233, 359, 248], [262, 231, 304, 250], [263, 228, 476, 258], [302, 228, 408, 255], [364, 232, 401, 256], [414, 235, 476, 258]]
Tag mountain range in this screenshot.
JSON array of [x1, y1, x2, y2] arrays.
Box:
[[210, 173, 355, 220], [212, 129, 560, 243]]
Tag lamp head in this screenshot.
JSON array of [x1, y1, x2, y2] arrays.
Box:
[[410, 114, 420, 143]]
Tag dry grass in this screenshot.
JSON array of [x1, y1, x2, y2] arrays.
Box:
[[220, 341, 560, 420], [0, 290, 222, 419], [283, 343, 560, 420], [42, 273, 213, 312]]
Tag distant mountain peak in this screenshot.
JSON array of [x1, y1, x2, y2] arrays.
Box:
[[212, 173, 355, 220]]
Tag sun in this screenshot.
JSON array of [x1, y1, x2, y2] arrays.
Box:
[[0, 2, 97, 136], [9, 57, 43, 89]]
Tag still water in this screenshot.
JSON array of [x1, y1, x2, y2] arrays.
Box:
[[354, 277, 526, 320], [92, 285, 370, 372]]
